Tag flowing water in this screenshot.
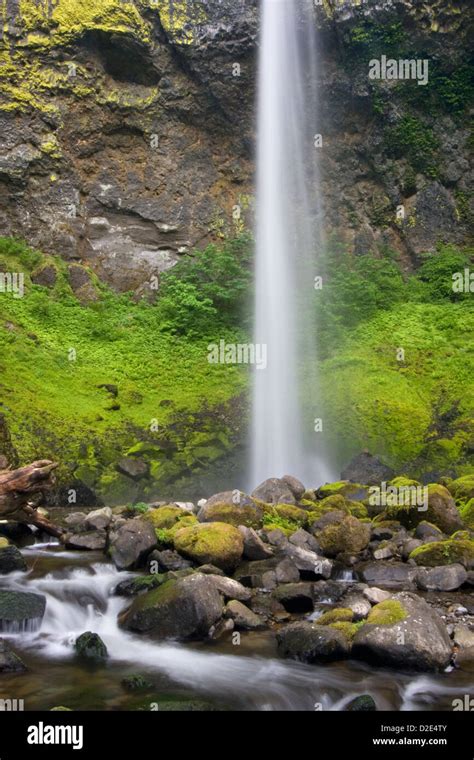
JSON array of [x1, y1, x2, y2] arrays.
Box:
[[0, 538, 472, 711], [251, 0, 332, 487]]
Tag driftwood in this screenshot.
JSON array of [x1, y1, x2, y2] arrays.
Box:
[[0, 460, 65, 539]]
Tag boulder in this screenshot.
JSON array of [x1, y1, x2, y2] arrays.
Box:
[[346, 695, 377, 711], [147, 549, 192, 572], [0, 590, 46, 629], [341, 452, 394, 485], [272, 582, 314, 612], [0, 546, 27, 574], [409, 539, 474, 568], [415, 521, 444, 540], [64, 512, 88, 532], [204, 490, 255, 509], [238, 526, 273, 560], [281, 475, 306, 500], [119, 574, 224, 638], [352, 592, 452, 671], [66, 530, 107, 551], [317, 516, 371, 557], [85, 507, 113, 530], [234, 557, 299, 589], [109, 519, 157, 570], [276, 622, 351, 663], [144, 506, 190, 530], [453, 625, 474, 663], [251, 478, 295, 505], [383, 484, 463, 533], [204, 574, 252, 602], [288, 528, 320, 552], [224, 600, 265, 630], [74, 632, 108, 663], [282, 543, 333, 578], [362, 587, 392, 605], [173, 522, 244, 572], [356, 561, 417, 589], [416, 564, 468, 591], [0, 638, 27, 672], [342, 594, 372, 621], [197, 502, 264, 528]]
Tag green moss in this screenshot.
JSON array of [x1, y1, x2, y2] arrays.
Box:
[[449, 475, 474, 502], [143, 506, 187, 530], [366, 600, 406, 626], [199, 503, 263, 529], [384, 116, 439, 177], [317, 608, 353, 625], [388, 476, 422, 488], [329, 621, 365, 641], [460, 500, 474, 530], [409, 539, 474, 567], [173, 522, 243, 571]]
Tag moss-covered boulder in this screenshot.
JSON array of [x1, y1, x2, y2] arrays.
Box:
[[317, 607, 354, 625], [197, 502, 264, 528], [317, 515, 371, 557], [119, 574, 224, 638], [270, 504, 308, 525], [382, 483, 463, 534], [409, 538, 474, 568], [317, 481, 368, 500], [448, 475, 474, 502], [144, 506, 190, 530], [352, 592, 452, 671], [173, 522, 244, 571], [74, 632, 108, 663], [276, 621, 351, 663]]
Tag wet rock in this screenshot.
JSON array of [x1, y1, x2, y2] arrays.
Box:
[[224, 600, 265, 630], [272, 582, 314, 613], [0, 546, 27, 574], [66, 530, 107, 551], [0, 638, 27, 672], [74, 632, 108, 663], [341, 452, 394, 485], [356, 561, 417, 589], [147, 549, 192, 572], [196, 563, 225, 576], [234, 557, 299, 589], [263, 529, 288, 548], [310, 510, 346, 532], [116, 457, 150, 481], [85, 506, 113, 530], [346, 695, 377, 711], [208, 617, 234, 640], [281, 475, 306, 500], [453, 625, 474, 662], [251, 478, 295, 505], [239, 526, 273, 560], [276, 622, 351, 663], [249, 592, 290, 621], [0, 590, 46, 629], [119, 574, 224, 639], [342, 594, 372, 621], [312, 580, 347, 604], [352, 592, 452, 671], [173, 522, 244, 572], [416, 564, 467, 591], [121, 674, 153, 692], [409, 539, 474, 568], [401, 538, 423, 560], [109, 519, 157, 570], [415, 521, 444, 541], [373, 545, 395, 560], [283, 543, 333, 578]]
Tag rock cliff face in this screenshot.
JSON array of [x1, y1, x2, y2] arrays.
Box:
[[0, 0, 471, 293]]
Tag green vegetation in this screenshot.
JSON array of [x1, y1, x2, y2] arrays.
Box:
[[384, 116, 439, 177], [317, 608, 353, 625], [409, 538, 474, 566], [366, 600, 407, 626]]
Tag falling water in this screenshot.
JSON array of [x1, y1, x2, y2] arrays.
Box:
[[251, 0, 330, 486]]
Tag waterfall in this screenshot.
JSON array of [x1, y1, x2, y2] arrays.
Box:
[[251, 0, 331, 487]]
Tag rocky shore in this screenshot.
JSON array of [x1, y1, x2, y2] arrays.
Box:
[[1, 455, 473, 686]]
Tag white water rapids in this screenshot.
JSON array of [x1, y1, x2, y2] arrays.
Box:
[[0, 541, 467, 711]]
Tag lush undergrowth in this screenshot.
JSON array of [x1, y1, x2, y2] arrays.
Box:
[[0, 235, 472, 503]]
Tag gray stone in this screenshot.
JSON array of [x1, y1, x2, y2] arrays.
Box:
[[416, 564, 467, 592], [0, 546, 27, 574], [239, 526, 273, 560], [148, 549, 192, 572], [272, 582, 314, 613], [110, 519, 157, 570], [356, 561, 417, 588], [276, 622, 351, 663], [362, 587, 392, 605], [116, 458, 150, 481], [281, 475, 306, 500], [0, 638, 27, 672], [224, 600, 265, 630], [251, 478, 295, 505], [74, 631, 108, 663], [341, 452, 394, 485], [352, 592, 452, 671], [204, 574, 252, 601], [85, 506, 113, 530], [343, 594, 372, 621], [66, 530, 107, 551], [0, 590, 46, 628]]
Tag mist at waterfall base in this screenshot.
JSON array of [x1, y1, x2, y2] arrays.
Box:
[[250, 0, 334, 489], [0, 537, 469, 711]]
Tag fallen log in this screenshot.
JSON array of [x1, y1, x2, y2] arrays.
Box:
[[0, 460, 65, 540]]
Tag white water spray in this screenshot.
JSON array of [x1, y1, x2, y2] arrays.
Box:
[[251, 0, 331, 486]]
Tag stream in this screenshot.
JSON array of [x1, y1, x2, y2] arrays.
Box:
[[0, 536, 473, 711]]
